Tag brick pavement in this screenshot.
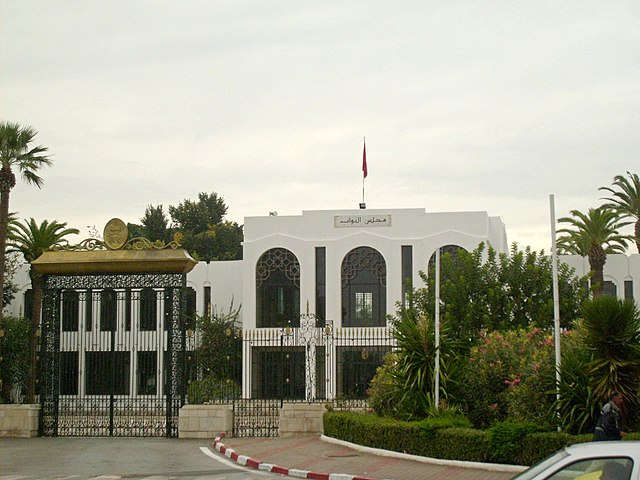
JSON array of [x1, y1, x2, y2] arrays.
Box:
[[215, 435, 525, 480]]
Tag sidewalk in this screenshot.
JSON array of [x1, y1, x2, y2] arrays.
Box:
[[214, 435, 525, 480]]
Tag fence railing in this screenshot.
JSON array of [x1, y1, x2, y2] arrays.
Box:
[[186, 322, 396, 405]]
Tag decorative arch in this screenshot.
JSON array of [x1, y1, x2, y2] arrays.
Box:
[[341, 246, 386, 327], [256, 247, 300, 327], [428, 244, 467, 271]]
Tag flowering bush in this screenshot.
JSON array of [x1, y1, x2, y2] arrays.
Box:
[[457, 327, 556, 429]]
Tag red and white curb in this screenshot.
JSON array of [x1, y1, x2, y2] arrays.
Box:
[[213, 435, 373, 480]]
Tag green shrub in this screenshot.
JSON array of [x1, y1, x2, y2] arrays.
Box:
[[323, 409, 638, 466], [553, 324, 600, 434], [415, 414, 471, 431], [517, 432, 573, 466], [487, 420, 541, 463], [430, 427, 490, 462], [186, 376, 240, 404], [368, 352, 407, 418], [324, 412, 490, 462], [0, 316, 30, 403], [580, 296, 640, 426]]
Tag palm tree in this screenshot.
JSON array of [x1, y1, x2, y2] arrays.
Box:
[[600, 171, 640, 253], [557, 207, 631, 296], [0, 123, 52, 323], [7, 218, 78, 402]]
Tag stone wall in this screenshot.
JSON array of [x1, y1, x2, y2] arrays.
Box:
[[178, 404, 233, 439], [0, 403, 326, 438], [279, 402, 325, 437], [0, 404, 40, 437]]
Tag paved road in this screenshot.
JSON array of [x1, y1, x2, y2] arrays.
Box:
[[1, 436, 523, 480], [0, 438, 273, 480]]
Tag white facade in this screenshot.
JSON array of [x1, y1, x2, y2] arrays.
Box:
[[146, 208, 508, 326], [240, 208, 507, 329], [560, 253, 640, 301], [187, 260, 243, 321]]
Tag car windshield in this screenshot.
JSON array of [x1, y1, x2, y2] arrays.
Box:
[[512, 450, 570, 480]]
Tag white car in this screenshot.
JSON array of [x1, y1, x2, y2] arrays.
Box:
[[512, 441, 640, 480]]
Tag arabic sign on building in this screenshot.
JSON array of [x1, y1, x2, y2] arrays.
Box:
[[334, 214, 392, 227]]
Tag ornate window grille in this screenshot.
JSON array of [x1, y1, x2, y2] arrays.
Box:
[[256, 248, 300, 328], [341, 246, 386, 327]]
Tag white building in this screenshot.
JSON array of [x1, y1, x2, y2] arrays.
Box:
[[187, 208, 508, 399]]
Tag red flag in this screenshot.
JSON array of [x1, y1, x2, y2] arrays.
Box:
[[362, 140, 368, 178]]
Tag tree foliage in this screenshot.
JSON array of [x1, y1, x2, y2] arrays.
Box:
[[557, 207, 631, 295], [580, 296, 640, 408], [553, 323, 600, 434], [370, 307, 457, 420], [140, 204, 170, 242], [192, 303, 242, 384], [3, 252, 19, 308], [458, 328, 557, 429], [600, 171, 640, 253], [169, 192, 227, 234], [554, 298, 640, 434], [0, 122, 52, 322], [7, 217, 79, 402], [413, 243, 588, 349], [0, 316, 30, 403], [129, 193, 243, 261]]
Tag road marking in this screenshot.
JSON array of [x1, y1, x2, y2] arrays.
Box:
[[199, 447, 245, 471], [199, 447, 271, 477]]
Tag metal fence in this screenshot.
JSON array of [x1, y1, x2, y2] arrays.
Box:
[[186, 321, 395, 404], [185, 316, 395, 437]]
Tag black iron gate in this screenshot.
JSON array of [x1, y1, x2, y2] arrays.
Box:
[[39, 272, 192, 437]]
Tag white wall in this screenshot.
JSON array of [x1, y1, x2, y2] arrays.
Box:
[[186, 260, 243, 321], [241, 208, 508, 329], [560, 253, 639, 301]]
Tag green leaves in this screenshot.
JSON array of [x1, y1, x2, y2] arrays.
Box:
[[192, 304, 242, 386], [600, 171, 640, 253], [557, 206, 632, 295], [0, 122, 52, 189], [7, 218, 79, 262], [130, 193, 243, 261], [580, 296, 640, 405], [416, 242, 587, 346]]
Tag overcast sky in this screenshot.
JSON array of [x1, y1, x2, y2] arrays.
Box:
[[1, 1, 639, 253]]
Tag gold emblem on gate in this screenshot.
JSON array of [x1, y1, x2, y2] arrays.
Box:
[[103, 218, 129, 250]]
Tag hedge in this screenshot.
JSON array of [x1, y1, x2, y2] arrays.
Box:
[[323, 411, 609, 466]]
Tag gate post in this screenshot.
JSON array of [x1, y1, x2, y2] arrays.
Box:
[[39, 283, 60, 437]]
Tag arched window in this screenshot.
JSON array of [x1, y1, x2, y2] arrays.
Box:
[[256, 248, 300, 328], [341, 247, 386, 327], [428, 244, 467, 271]]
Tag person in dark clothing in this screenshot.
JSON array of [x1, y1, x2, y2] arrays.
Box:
[[600, 461, 630, 480], [593, 391, 624, 441]]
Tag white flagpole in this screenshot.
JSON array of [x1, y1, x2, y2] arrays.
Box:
[[434, 247, 441, 409], [550, 194, 562, 429]]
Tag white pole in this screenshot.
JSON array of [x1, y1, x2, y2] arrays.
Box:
[[550, 194, 562, 429], [434, 247, 441, 409]]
